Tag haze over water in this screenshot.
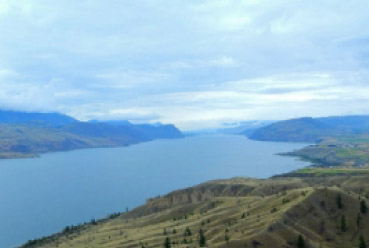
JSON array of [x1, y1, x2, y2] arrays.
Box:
[[0, 135, 309, 248]]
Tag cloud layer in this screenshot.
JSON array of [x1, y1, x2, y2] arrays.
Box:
[[1, 0, 369, 129]]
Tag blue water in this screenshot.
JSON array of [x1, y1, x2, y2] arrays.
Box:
[[0, 135, 309, 248]]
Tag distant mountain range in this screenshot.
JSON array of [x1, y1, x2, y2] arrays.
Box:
[[248, 115, 369, 142], [216, 120, 274, 135], [184, 120, 273, 136], [0, 110, 77, 127], [0, 110, 183, 158]]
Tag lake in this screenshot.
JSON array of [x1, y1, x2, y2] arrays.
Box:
[[0, 135, 309, 248]]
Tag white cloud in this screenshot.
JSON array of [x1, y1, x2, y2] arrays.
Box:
[[0, 0, 368, 129]]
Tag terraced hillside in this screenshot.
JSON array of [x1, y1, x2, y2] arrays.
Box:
[[23, 176, 369, 248]]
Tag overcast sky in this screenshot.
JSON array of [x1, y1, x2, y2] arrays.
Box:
[[0, 0, 369, 130]]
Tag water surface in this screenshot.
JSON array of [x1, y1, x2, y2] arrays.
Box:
[[0, 135, 309, 248]]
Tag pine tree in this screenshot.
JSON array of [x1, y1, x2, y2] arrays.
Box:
[[360, 235, 367, 248], [184, 227, 192, 236], [199, 229, 206, 247], [225, 234, 230, 243], [336, 193, 343, 209], [361, 200, 367, 214], [297, 234, 305, 248], [164, 237, 171, 248]]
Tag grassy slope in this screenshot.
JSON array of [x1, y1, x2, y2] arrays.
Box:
[[23, 176, 369, 248]]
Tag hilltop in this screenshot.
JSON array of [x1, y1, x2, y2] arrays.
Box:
[[249, 117, 332, 142], [248, 115, 369, 143], [0, 110, 77, 127], [22, 174, 369, 248]]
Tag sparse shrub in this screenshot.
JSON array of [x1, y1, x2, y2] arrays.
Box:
[[319, 220, 325, 235], [357, 213, 362, 228], [341, 215, 346, 232]]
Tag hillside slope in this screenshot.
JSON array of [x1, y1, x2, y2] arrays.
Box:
[[249, 115, 369, 143], [0, 110, 183, 158], [0, 110, 77, 127], [22, 175, 369, 248], [249, 117, 334, 142], [0, 124, 116, 158], [318, 115, 369, 133]]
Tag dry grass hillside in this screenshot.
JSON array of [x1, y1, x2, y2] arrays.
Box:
[[22, 175, 369, 248]]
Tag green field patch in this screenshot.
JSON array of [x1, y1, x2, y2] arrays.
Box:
[[336, 134, 369, 143], [296, 167, 369, 174]]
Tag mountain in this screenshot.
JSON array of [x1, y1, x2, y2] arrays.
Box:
[[0, 110, 77, 127], [249, 117, 335, 142], [62, 122, 184, 143], [0, 124, 114, 159], [22, 174, 369, 248], [133, 123, 185, 140], [217, 120, 273, 135], [61, 122, 146, 144], [184, 121, 273, 136], [0, 110, 183, 158], [88, 119, 133, 126], [317, 115, 369, 133]]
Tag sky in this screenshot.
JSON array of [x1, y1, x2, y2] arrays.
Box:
[[0, 0, 369, 130]]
